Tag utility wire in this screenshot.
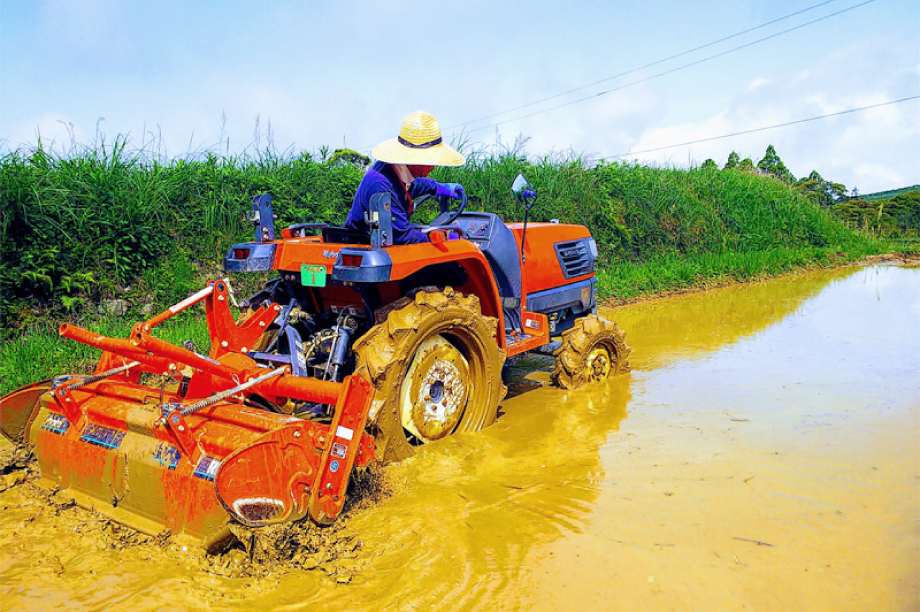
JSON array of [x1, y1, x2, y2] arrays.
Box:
[[460, 0, 877, 136], [447, 0, 843, 130], [606, 96, 920, 158]]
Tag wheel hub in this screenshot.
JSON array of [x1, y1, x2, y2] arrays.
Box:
[[400, 335, 470, 442], [585, 345, 612, 382]]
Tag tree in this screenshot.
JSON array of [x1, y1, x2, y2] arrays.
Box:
[[739, 157, 754, 171], [795, 170, 847, 207], [701, 158, 718, 171], [757, 145, 795, 184], [831, 191, 919, 237], [327, 148, 370, 168], [827, 180, 847, 202], [723, 151, 740, 170]]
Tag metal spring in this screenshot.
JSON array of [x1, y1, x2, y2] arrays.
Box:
[[179, 366, 286, 417], [64, 361, 141, 391]]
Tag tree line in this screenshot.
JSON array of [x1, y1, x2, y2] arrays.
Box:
[[702, 145, 919, 238]]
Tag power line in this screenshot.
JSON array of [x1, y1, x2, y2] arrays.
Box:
[[460, 0, 877, 136], [605, 96, 920, 159], [448, 0, 843, 130]]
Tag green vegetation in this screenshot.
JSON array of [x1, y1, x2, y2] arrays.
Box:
[[596, 248, 854, 300], [831, 190, 919, 238], [0, 138, 905, 393], [0, 312, 211, 394], [720, 145, 919, 239], [1, 141, 364, 326], [435, 151, 880, 270]]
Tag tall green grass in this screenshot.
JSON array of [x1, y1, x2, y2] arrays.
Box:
[[1, 140, 885, 337], [437, 157, 874, 260], [0, 142, 364, 326], [0, 312, 211, 395], [595, 246, 878, 300]]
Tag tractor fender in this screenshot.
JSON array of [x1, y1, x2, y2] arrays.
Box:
[[383, 242, 506, 347]]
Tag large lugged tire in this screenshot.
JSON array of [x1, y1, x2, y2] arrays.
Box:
[[552, 315, 631, 390], [352, 288, 507, 463]]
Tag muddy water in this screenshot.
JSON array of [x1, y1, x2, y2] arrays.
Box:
[[2, 264, 917, 611]]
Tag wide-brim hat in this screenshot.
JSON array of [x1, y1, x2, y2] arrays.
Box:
[[372, 110, 465, 166]]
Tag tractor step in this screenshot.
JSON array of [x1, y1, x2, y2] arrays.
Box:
[[504, 311, 551, 356]]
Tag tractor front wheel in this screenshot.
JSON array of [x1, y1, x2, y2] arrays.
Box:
[[552, 315, 630, 389], [352, 288, 507, 463]]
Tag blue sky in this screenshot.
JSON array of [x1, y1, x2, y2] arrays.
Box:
[[1, 0, 918, 193]]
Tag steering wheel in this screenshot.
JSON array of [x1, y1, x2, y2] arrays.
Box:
[[421, 224, 466, 239], [429, 189, 467, 228], [412, 189, 467, 238]]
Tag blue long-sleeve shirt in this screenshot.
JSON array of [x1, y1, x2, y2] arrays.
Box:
[[344, 161, 437, 244]]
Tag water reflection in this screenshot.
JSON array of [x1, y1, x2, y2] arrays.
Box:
[[311, 376, 633, 611], [610, 267, 858, 370], [501, 265, 919, 611]]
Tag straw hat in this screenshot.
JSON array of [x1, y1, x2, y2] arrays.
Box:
[[372, 111, 465, 166]]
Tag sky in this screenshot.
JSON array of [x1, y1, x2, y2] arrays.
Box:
[[1, 0, 918, 194]]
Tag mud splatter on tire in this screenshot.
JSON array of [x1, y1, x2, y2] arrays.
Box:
[[353, 287, 507, 463], [552, 315, 630, 389]]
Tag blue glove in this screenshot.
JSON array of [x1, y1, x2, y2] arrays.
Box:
[[435, 182, 464, 199]]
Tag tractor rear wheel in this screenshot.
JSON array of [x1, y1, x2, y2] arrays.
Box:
[[352, 288, 507, 463], [552, 315, 630, 389]]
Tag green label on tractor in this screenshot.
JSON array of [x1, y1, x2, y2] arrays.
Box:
[[301, 264, 327, 287]]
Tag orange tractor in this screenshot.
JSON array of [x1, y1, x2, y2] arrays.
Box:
[[0, 175, 629, 550]]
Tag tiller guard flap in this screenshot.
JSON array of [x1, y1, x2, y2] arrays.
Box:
[[215, 376, 376, 527], [0, 380, 52, 444]]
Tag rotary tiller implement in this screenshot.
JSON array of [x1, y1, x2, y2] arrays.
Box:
[[0, 280, 376, 550]]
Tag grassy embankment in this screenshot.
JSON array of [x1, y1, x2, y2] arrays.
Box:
[[0, 144, 899, 393]]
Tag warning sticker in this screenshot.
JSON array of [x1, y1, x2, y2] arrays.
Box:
[[331, 442, 348, 459], [80, 424, 126, 450], [330, 460, 340, 473], [153, 444, 181, 470], [41, 413, 70, 436], [194, 456, 221, 481]]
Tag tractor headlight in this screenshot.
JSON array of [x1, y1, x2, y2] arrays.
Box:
[[587, 238, 598, 259]]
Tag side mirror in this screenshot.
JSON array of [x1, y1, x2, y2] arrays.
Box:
[[511, 174, 537, 210]]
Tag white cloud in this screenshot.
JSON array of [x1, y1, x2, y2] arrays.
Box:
[[610, 38, 919, 191], [2, 1, 916, 195], [851, 162, 905, 187]]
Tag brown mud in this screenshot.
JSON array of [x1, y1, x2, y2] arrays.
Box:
[[0, 454, 392, 583], [0, 445, 36, 492], [1, 263, 918, 611]]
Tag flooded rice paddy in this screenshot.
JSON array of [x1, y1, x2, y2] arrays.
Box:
[[1, 263, 918, 611]]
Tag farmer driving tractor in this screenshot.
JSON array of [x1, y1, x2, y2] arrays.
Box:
[[0, 106, 628, 547], [344, 110, 465, 244]]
